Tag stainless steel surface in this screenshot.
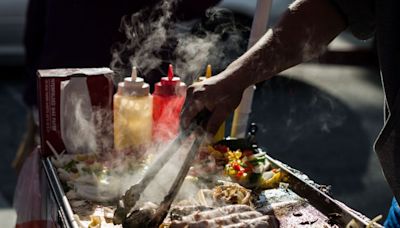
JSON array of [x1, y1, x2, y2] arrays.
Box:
[[44, 145, 380, 227], [264, 153, 381, 227], [42, 158, 78, 228]]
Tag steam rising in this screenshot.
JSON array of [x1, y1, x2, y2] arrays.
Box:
[[121, 138, 203, 204], [174, 32, 220, 81], [110, 0, 249, 84], [110, 0, 174, 80]]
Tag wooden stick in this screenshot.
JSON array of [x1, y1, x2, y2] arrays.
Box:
[[46, 140, 61, 160]]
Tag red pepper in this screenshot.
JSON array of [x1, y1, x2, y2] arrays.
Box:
[[232, 163, 242, 171], [236, 171, 244, 178]]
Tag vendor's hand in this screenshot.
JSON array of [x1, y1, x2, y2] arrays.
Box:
[[181, 71, 246, 134]]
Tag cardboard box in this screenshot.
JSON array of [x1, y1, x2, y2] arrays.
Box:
[[37, 68, 115, 157]]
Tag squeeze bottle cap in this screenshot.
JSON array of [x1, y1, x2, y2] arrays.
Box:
[[155, 64, 186, 96], [206, 64, 212, 79], [198, 64, 212, 82], [160, 64, 180, 86], [119, 66, 150, 96]]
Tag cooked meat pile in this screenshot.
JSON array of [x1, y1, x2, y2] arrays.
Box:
[[164, 205, 280, 228]]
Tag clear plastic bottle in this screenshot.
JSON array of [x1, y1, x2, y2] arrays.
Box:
[[114, 67, 152, 151]]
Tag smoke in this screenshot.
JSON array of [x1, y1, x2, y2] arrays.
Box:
[[119, 137, 204, 205], [68, 136, 207, 205], [110, 0, 175, 81], [110, 0, 249, 84], [174, 32, 220, 82], [174, 7, 249, 83]]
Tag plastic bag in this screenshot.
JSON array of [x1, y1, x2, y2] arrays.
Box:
[[13, 147, 57, 228]]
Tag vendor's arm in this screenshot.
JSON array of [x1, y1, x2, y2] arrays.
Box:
[[181, 0, 347, 133]]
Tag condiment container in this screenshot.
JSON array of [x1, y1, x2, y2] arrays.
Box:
[[152, 64, 186, 142], [114, 67, 152, 151]]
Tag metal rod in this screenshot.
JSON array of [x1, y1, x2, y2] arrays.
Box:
[[43, 158, 79, 228]]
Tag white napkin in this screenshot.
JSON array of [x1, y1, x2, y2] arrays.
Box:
[[60, 76, 97, 154]]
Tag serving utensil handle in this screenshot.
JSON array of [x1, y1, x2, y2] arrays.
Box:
[[149, 134, 205, 227]]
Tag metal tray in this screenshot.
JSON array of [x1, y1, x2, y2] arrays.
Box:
[[42, 158, 79, 228], [216, 132, 381, 227], [42, 137, 381, 228], [264, 153, 376, 227]]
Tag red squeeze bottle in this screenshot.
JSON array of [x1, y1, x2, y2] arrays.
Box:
[[152, 64, 187, 142]]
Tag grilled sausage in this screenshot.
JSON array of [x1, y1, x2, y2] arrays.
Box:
[[171, 211, 264, 227], [169, 204, 280, 228], [180, 205, 254, 222]]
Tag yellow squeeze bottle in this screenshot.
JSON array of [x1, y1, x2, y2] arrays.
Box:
[[114, 67, 153, 151]]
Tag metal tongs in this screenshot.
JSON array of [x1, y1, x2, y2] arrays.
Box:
[[113, 110, 210, 227]]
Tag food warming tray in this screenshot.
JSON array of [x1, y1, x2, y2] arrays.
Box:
[[41, 138, 382, 228]]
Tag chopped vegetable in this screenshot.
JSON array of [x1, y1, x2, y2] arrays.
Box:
[[88, 215, 101, 228], [64, 160, 78, 173], [207, 145, 283, 190]]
